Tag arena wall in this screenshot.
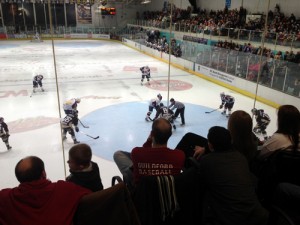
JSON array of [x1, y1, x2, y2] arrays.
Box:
[[122, 38, 300, 109]]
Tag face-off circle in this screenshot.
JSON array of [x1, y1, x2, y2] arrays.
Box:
[[147, 80, 192, 91]]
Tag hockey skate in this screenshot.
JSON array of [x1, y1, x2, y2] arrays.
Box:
[[74, 140, 80, 144], [221, 111, 226, 115], [173, 125, 176, 130], [7, 145, 12, 150]]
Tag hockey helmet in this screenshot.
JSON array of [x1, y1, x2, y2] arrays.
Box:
[[0, 117, 3, 122], [170, 98, 175, 102], [159, 102, 164, 107], [75, 98, 81, 103], [220, 92, 225, 97], [251, 108, 257, 115], [157, 93, 162, 100]]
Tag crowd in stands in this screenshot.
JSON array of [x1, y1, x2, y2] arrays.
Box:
[[134, 4, 300, 97], [213, 39, 300, 63], [1, 103, 299, 225], [145, 29, 182, 57], [141, 4, 300, 44]]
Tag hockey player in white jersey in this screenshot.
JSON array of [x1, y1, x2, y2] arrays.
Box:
[[145, 93, 162, 122], [140, 65, 151, 85], [32, 74, 44, 93], [63, 98, 81, 115]]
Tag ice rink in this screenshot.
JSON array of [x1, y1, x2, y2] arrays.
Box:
[[0, 39, 278, 189]]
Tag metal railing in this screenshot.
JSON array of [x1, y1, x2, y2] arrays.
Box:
[[131, 20, 300, 50], [126, 27, 300, 98]]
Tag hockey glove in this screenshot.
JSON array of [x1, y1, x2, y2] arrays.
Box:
[[219, 105, 223, 109], [6, 133, 10, 137], [75, 127, 79, 132]]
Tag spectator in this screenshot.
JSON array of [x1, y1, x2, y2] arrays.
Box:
[[273, 182, 300, 208], [228, 110, 260, 163], [259, 105, 300, 159], [0, 156, 91, 225], [66, 143, 104, 192], [177, 110, 259, 165], [114, 118, 185, 187], [198, 126, 269, 225]]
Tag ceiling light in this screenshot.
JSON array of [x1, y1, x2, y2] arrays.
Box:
[[141, 0, 151, 4]]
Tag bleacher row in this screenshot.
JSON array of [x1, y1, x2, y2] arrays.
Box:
[[129, 4, 300, 99]]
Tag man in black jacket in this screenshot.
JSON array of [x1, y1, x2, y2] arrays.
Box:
[[66, 143, 103, 192], [198, 126, 269, 225]]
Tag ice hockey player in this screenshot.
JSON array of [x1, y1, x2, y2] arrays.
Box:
[[61, 113, 80, 144], [0, 117, 12, 150], [153, 103, 176, 130], [31, 32, 42, 42], [32, 74, 44, 93], [251, 108, 271, 140], [140, 65, 151, 85], [219, 92, 235, 117], [169, 98, 185, 126], [145, 93, 162, 122], [63, 98, 81, 115]]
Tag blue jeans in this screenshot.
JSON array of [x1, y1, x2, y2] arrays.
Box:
[[113, 151, 134, 188]]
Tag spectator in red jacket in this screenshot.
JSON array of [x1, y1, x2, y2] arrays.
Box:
[[114, 118, 185, 187], [0, 156, 91, 225]]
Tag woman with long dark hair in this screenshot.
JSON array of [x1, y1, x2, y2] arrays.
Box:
[[259, 105, 300, 158]]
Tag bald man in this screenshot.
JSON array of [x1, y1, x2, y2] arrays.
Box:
[[0, 156, 91, 225], [114, 118, 185, 186]]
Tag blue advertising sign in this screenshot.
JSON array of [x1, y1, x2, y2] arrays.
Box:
[[225, 0, 231, 8]]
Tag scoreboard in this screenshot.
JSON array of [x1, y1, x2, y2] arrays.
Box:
[[100, 7, 116, 15]]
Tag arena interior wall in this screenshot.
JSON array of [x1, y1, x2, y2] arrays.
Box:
[[122, 37, 300, 109]]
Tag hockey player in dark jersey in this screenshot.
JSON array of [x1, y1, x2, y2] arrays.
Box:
[[33, 74, 44, 93], [61, 113, 80, 144], [251, 108, 271, 140], [0, 117, 12, 150], [152, 103, 176, 130], [140, 65, 151, 85], [219, 92, 235, 117]]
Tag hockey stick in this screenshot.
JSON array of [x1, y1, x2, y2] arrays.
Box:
[[205, 108, 219, 114], [79, 119, 89, 128], [80, 131, 99, 140]]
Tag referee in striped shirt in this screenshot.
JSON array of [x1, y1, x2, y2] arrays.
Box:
[[169, 98, 185, 126]]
